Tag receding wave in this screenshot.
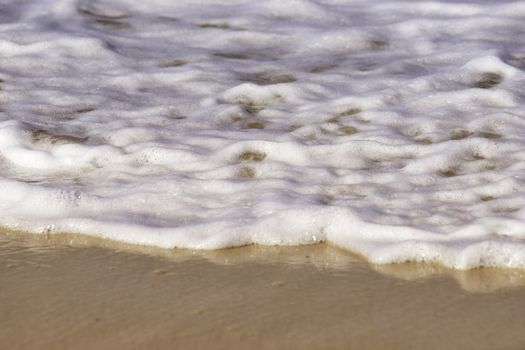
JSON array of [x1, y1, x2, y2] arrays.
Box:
[[1, 0, 525, 269]]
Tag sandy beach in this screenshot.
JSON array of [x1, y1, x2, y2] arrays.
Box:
[[2, 230, 525, 350], [2, 1, 525, 348]]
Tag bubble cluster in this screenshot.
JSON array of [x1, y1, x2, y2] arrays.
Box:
[[0, 0, 524, 268]]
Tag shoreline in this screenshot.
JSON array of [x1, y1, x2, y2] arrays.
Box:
[[2, 228, 525, 284], [2, 230, 525, 349]]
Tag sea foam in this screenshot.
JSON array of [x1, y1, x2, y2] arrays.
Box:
[[1, 0, 525, 269]]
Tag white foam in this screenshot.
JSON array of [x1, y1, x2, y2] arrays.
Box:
[[1, 0, 525, 269]]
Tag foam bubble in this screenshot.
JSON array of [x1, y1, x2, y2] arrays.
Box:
[[1, 0, 525, 269]]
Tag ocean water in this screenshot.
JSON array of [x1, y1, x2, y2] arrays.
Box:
[[1, 0, 525, 269]]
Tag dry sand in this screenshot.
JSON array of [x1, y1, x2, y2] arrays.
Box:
[[1, 230, 525, 350]]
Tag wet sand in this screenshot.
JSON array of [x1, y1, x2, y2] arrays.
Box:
[[1, 230, 525, 350]]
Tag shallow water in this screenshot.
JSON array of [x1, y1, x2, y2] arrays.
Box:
[[1, 0, 525, 268]]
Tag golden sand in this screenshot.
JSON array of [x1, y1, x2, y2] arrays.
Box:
[[1, 231, 525, 350]]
